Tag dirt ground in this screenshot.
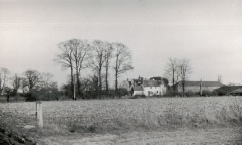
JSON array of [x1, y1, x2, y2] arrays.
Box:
[[37, 126, 242, 145]]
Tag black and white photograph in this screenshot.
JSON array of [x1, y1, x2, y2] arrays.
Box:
[[0, 0, 242, 144]]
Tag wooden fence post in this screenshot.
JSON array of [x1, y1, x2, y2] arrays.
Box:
[[200, 78, 203, 96], [36, 101, 43, 129]]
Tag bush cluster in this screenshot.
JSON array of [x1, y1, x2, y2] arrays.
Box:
[[84, 88, 129, 99]]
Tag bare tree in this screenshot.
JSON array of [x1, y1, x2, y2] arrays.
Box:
[[54, 40, 74, 98], [81, 75, 99, 99], [41, 72, 54, 90], [89, 40, 107, 94], [71, 39, 91, 97], [20, 77, 28, 93], [12, 73, 21, 99], [218, 75, 222, 83], [41, 73, 58, 100], [23, 69, 41, 93], [0, 67, 10, 95], [164, 58, 178, 92], [112, 42, 134, 93], [178, 58, 192, 94], [103, 43, 113, 93]]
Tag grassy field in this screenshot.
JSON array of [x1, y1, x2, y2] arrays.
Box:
[[0, 96, 241, 136]]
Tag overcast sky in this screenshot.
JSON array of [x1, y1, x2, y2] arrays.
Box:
[[0, 0, 242, 87]]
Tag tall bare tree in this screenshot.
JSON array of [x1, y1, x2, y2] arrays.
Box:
[[23, 69, 41, 93], [0, 67, 10, 95], [54, 40, 74, 98], [164, 58, 178, 92], [179, 58, 192, 94], [103, 43, 113, 93], [89, 40, 107, 93], [55, 39, 91, 99], [112, 42, 133, 93], [71, 39, 91, 97]]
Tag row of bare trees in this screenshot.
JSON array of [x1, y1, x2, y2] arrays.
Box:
[[0, 67, 58, 101], [164, 58, 192, 94], [54, 39, 133, 99]]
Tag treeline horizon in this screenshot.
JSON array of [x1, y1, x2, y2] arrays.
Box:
[[0, 68, 59, 101], [0, 39, 134, 100]]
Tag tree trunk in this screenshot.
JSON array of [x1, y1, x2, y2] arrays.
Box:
[[76, 71, 81, 98], [70, 66, 74, 99], [105, 59, 109, 93], [182, 80, 185, 96], [77, 73, 82, 99], [7, 95, 9, 102], [29, 80, 33, 94], [200, 79, 203, 96], [115, 69, 118, 93], [98, 67, 102, 99], [115, 56, 118, 93], [172, 68, 175, 92]]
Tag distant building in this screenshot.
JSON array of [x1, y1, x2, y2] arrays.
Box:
[[230, 88, 242, 96], [127, 76, 168, 96], [214, 86, 242, 96], [175, 81, 225, 93]]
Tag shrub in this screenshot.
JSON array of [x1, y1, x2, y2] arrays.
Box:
[[163, 89, 177, 97], [184, 91, 199, 97], [202, 90, 217, 97], [133, 95, 146, 99], [25, 93, 37, 102]]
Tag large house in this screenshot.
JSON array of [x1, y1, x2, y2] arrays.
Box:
[[175, 80, 225, 93], [127, 76, 168, 96]]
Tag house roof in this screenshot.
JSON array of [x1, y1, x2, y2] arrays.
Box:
[[143, 80, 160, 88], [178, 81, 225, 87], [133, 86, 144, 91]]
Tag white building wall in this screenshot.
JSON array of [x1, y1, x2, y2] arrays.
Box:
[[133, 91, 144, 96], [161, 84, 167, 95], [143, 85, 164, 96]]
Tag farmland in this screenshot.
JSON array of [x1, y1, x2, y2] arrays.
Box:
[[0, 96, 242, 144]]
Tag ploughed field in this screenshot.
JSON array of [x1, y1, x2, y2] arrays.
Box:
[[0, 96, 242, 144]]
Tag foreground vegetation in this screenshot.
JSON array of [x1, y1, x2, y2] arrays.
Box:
[[0, 96, 241, 136]]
